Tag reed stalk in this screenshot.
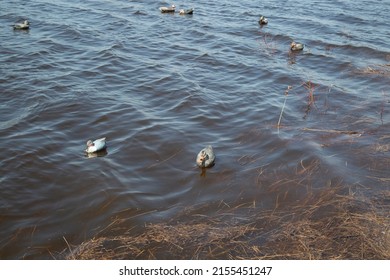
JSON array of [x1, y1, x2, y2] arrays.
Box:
[[277, 86, 292, 132]]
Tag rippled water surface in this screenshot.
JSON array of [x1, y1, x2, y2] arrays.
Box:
[[1, 0, 389, 259]]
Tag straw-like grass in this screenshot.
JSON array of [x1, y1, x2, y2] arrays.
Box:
[[259, 34, 277, 56], [302, 80, 317, 119], [277, 86, 292, 131], [357, 64, 390, 76], [62, 186, 389, 260], [302, 127, 361, 135]]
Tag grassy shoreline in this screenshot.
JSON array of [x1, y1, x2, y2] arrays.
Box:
[[62, 185, 389, 260]]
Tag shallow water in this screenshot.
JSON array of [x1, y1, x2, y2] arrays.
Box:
[[0, 0, 389, 259]]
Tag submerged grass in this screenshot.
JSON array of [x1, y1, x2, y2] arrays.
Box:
[[62, 185, 389, 260], [358, 64, 390, 76]]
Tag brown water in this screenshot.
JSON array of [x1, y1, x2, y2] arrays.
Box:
[[1, 0, 389, 259]]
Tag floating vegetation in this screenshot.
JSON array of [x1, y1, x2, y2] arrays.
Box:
[[302, 127, 361, 135], [258, 33, 277, 56], [357, 64, 390, 76], [302, 80, 317, 119], [277, 85, 292, 131]]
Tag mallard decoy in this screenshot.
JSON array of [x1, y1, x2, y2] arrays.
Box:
[[258, 15, 268, 25], [290, 41, 304, 51], [179, 8, 194, 15], [159, 4, 175, 13], [13, 20, 30, 30], [85, 137, 107, 153], [196, 145, 215, 168]]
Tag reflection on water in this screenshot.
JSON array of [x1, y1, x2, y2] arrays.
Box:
[[85, 149, 108, 159], [0, 0, 389, 259]]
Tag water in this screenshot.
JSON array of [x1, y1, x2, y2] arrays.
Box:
[[1, 0, 389, 259]]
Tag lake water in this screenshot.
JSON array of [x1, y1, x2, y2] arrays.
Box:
[[1, 0, 389, 259]]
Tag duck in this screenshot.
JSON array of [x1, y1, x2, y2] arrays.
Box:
[[258, 15, 268, 25], [13, 20, 30, 30], [290, 41, 304, 51], [179, 8, 194, 15], [196, 145, 215, 168], [85, 137, 107, 153], [159, 4, 176, 13]]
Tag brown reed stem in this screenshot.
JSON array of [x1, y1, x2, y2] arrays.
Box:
[[277, 86, 292, 132]]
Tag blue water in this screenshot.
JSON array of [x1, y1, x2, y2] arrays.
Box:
[[0, 0, 389, 259]]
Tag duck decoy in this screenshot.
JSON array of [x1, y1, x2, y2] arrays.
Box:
[[159, 4, 176, 13], [196, 145, 215, 168], [179, 8, 194, 15], [258, 15, 268, 25], [290, 41, 304, 51], [13, 20, 30, 30], [85, 137, 107, 153]]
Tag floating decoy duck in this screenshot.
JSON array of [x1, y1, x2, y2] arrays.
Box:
[[13, 20, 30, 30], [290, 41, 304, 51], [85, 137, 107, 153], [159, 4, 176, 13], [196, 145, 215, 168], [258, 15, 268, 25], [179, 8, 194, 15]]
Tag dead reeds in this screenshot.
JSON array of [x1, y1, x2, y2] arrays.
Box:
[[302, 80, 317, 119], [276, 80, 317, 128], [357, 64, 390, 76], [258, 33, 277, 56], [62, 185, 389, 260], [277, 85, 292, 131]]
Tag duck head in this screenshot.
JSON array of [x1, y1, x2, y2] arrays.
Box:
[[291, 42, 296, 49], [197, 151, 210, 167], [259, 16, 268, 24], [87, 140, 94, 147]]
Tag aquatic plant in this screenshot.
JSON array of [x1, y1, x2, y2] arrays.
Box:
[[61, 184, 389, 260], [277, 85, 292, 131]]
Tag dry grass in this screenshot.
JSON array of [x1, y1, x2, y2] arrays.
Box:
[[302, 80, 317, 119], [277, 80, 321, 128], [358, 64, 390, 76], [62, 186, 389, 260], [277, 85, 292, 131], [260, 34, 277, 56], [302, 127, 361, 135]]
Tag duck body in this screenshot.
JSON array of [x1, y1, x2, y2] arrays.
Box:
[[159, 5, 176, 13], [13, 20, 29, 30], [179, 8, 194, 15], [258, 15, 268, 25], [196, 145, 215, 168], [290, 41, 304, 51], [85, 137, 107, 153]]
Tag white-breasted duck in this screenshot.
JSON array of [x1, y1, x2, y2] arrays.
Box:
[[290, 41, 304, 51], [13, 20, 30, 30], [159, 5, 176, 13], [179, 8, 194, 15], [259, 15, 268, 25], [85, 137, 107, 153], [196, 145, 215, 168]]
